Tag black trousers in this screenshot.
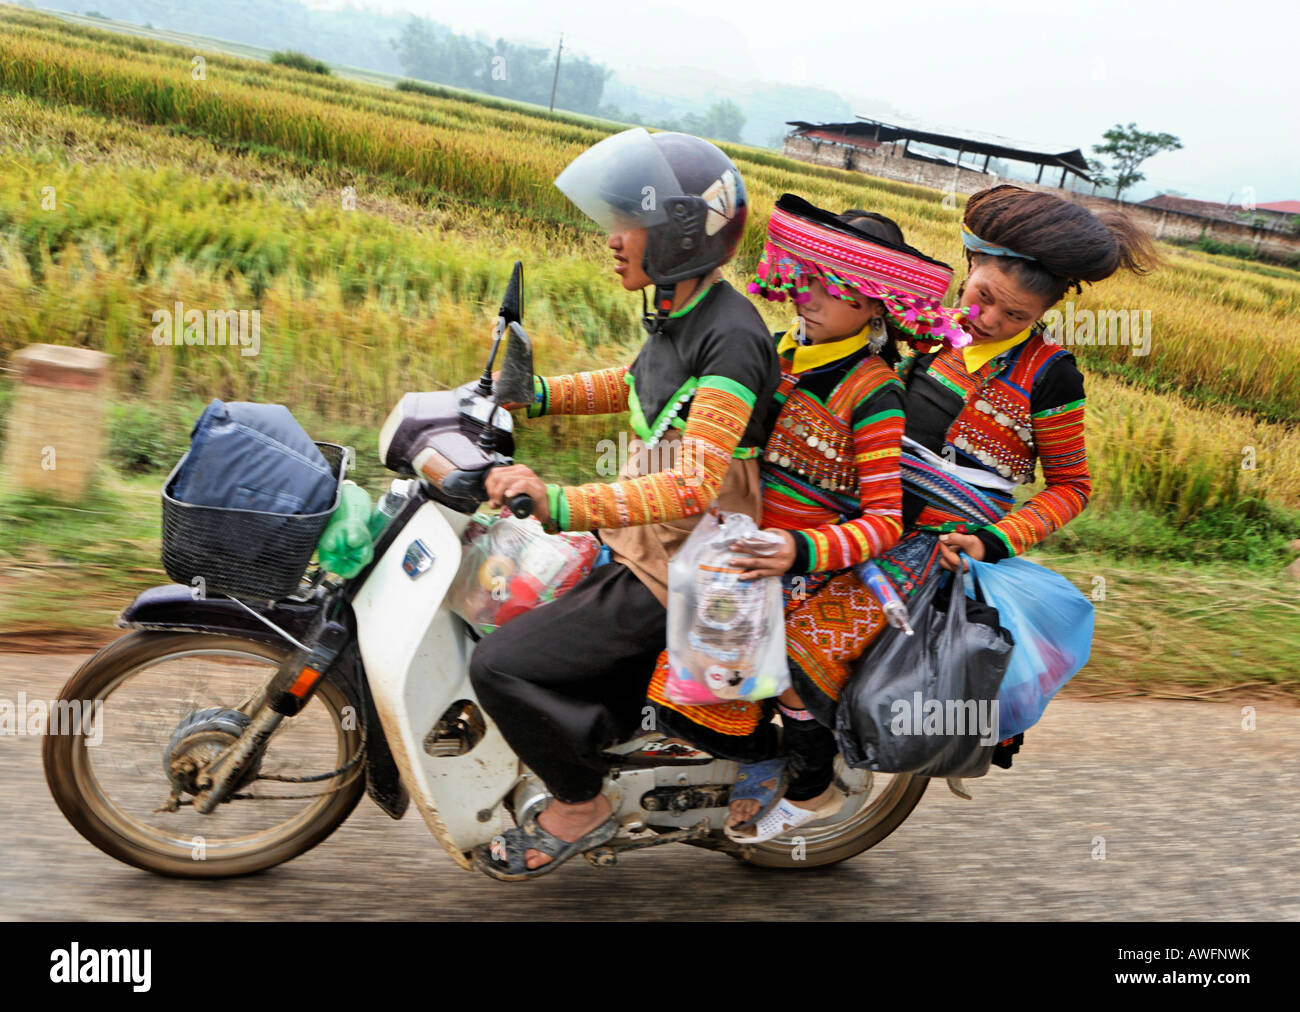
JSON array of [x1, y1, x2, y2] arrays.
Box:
[[468, 562, 667, 803]]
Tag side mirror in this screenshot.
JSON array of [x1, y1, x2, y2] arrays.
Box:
[[494, 321, 534, 407]]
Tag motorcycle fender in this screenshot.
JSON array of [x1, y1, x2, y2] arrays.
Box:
[[330, 643, 410, 821], [353, 500, 521, 870], [116, 584, 320, 645]]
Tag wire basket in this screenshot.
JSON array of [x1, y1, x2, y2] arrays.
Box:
[[161, 442, 349, 601]]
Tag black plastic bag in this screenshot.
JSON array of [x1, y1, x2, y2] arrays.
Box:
[[833, 568, 1014, 779]]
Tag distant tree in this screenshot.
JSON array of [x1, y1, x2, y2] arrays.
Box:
[[393, 19, 489, 92], [1085, 158, 1113, 197], [675, 100, 745, 143], [706, 99, 745, 143], [392, 19, 609, 115], [1092, 123, 1182, 202]]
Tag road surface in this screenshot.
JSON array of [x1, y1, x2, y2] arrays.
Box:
[[1, 650, 1296, 920]]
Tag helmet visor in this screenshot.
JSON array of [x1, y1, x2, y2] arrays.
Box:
[[554, 127, 684, 232]]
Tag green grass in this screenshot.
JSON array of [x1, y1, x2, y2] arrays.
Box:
[[1036, 551, 1300, 697], [268, 50, 330, 75], [3, 449, 1296, 698]]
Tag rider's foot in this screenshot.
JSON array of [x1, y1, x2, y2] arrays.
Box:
[[726, 784, 838, 840], [525, 794, 613, 869], [726, 783, 834, 832]]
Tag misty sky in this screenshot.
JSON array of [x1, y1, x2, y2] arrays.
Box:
[[309, 0, 1298, 203]]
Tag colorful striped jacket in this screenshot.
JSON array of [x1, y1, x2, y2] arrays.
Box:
[[900, 332, 1091, 560], [759, 335, 906, 574]]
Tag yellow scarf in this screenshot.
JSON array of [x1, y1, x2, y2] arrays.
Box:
[[962, 325, 1033, 374], [776, 318, 874, 374]]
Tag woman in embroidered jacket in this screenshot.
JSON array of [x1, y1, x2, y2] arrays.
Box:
[[652, 186, 1158, 842], [645, 194, 977, 841]]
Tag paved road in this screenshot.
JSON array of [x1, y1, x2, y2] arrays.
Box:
[[1, 651, 1296, 921]]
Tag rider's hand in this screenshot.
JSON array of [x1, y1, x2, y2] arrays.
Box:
[[729, 528, 796, 581], [938, 531, 985, 573], [485, 464, 550, 524], [491, 370, 532, 412]]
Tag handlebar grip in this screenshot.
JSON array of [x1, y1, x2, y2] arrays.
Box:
[[505, 492, 534, 519]]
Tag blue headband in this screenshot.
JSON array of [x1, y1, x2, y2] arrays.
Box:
[[960, 225, 1038, 262]]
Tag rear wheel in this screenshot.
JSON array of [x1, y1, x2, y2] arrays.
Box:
[[43, 631, 366, 878], [731, 760, 928, 869]]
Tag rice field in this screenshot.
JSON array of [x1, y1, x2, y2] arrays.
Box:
[[0, 7, 1296, 542], [0, 5, 1297, 694], [2, 9, 1298, 418]]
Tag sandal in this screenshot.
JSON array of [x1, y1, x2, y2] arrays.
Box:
[[725, 790, 843, 844], [724, 757, 789, 836], [471, 805, 619, 882]]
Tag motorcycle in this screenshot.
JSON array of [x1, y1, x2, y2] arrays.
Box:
[[42, 263, 929, 879]]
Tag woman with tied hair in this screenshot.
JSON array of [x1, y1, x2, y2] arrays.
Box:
[[651, 185, 1159, 840], [909, 184, 1158, 575]]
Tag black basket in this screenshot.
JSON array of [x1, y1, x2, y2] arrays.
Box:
[[161, 442, 349, 601]]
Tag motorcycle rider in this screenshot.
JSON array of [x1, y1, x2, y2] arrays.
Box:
[[468, 128, 781, 880]]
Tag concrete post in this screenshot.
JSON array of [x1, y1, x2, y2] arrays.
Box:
[[1, 344, 113, 500]]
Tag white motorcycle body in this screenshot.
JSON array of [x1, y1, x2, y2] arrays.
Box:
[[351, 499, 741, 868]]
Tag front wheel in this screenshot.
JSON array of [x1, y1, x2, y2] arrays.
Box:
[[43, 631, 366, 878], [730, 760, 929, 869]]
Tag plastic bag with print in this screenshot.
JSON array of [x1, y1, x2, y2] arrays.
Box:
[[665, 507, 789, 705]]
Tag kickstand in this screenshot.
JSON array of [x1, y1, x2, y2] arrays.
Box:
[[946, 777, 973, 800]]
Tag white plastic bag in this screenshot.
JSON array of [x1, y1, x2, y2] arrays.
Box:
[[449, 510, 599, 635], [665, 508, 789, 705]]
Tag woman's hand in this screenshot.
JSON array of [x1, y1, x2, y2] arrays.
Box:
[[485, 464, 550, 525], [937, 531, 985, 572], [729, 528, 796, 581]]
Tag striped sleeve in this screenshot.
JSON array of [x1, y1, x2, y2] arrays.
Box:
[[982, 396, 1091, 559], [544, 375, 754, 532], [790, 382, 905, 573], [526, 365, 630, 417]]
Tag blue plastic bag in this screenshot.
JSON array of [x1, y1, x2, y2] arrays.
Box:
[[964, 556, 1093, 738]]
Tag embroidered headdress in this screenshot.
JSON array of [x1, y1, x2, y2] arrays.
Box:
[[749, 194, 976, 350]]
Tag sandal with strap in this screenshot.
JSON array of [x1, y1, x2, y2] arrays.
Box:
[[471, 805, 619, 882], [724, 757, 789, 836], [725, 791, 843, 845]]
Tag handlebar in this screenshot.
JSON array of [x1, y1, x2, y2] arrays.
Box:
[[504, 492, 534, 519], [482, 462, 533, 519]]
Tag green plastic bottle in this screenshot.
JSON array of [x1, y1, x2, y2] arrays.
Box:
[[315, 481, 374, 579]]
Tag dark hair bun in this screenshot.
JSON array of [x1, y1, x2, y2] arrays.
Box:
[[963, 185, 1158, 285]]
